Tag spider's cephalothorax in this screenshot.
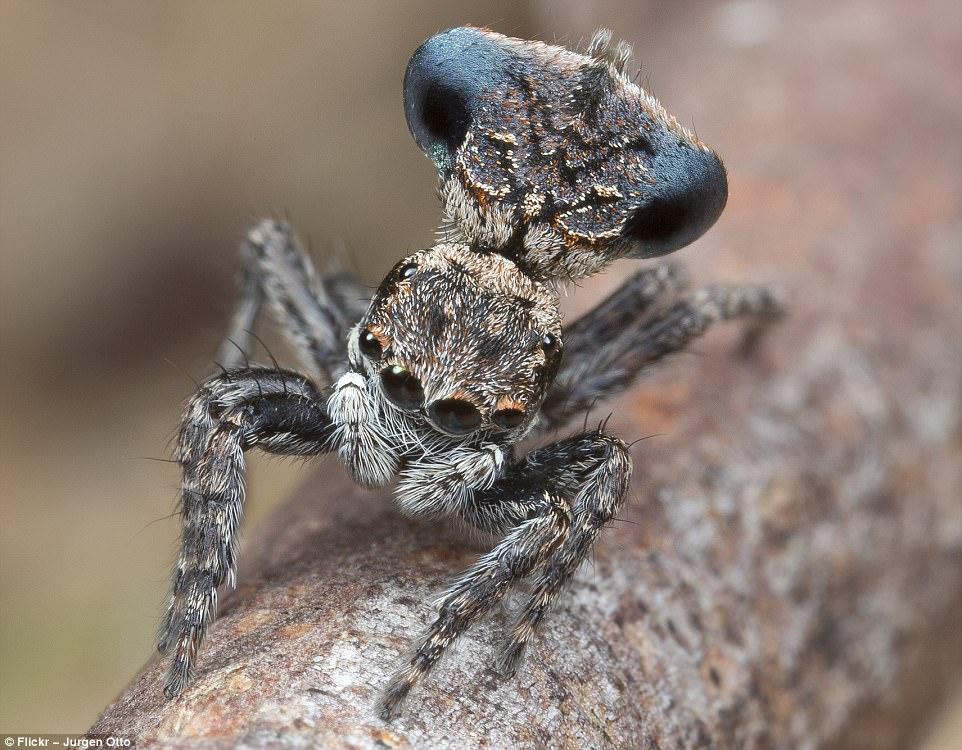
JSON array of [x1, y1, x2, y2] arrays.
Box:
[[158, 27, 784, 719], [332, 244, 561, 489]]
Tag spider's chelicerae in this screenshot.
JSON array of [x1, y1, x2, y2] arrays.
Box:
[[158, 27, 784, 719]]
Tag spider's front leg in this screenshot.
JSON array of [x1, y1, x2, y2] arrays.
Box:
[[378, 430, 631, 719], [538, 269, 785, 433], [158, 366, 334, 698], [218, 219, 370, 383]]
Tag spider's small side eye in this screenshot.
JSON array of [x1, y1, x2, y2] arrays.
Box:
[[400, 262, 418, 279], [542, 333, 559, 351], [429, 399, 482, 435], [492, 408, 526, 430], [381, 365, 424, 410], [359, 330, 383, 360]]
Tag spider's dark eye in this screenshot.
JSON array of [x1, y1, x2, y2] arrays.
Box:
[[542, 333, 558, 351], [359, 330, 383, 360], [381, 365, 424, 410], [492, 408, 526, 430], [400, 262, 418, 279], [428, 398, 482, 435]]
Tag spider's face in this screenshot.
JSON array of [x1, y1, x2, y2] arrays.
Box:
[[352, 244, 562, 438]]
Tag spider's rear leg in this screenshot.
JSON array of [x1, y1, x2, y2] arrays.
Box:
[[539, 279, 785, 432], [560, 262, 690, 365], [159, 366, 334, 698], [218, 219, 370, 383]]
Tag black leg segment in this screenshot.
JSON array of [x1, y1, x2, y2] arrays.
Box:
[[158, 367, 334, 698]]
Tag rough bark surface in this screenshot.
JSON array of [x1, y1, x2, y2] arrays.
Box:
[[93, 0, 962, 746]]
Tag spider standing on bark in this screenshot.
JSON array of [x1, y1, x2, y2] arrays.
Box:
[[158, 27, 784, 719]]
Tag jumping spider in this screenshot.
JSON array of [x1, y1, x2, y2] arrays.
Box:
[[158, 27, 784, 719]]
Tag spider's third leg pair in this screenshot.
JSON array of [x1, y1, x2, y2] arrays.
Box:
[[538, 263, 786, 433], [216, 219, 369, 384]]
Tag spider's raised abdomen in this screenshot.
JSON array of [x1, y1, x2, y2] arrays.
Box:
[[405, 26, 729, 280]]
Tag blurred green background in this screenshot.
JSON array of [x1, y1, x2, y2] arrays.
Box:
[[1, 0, 959, 740]]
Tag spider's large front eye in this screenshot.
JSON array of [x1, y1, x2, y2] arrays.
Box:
[[428, 398, 482, 435], [381, 365, 424, 410], [359, 330, 383, 360], [492, 408, 525, 431]]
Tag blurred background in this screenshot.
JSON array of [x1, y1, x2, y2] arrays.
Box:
[[1, 0, 959, 739]]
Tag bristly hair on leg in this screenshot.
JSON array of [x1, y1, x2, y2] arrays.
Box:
[[158, 367, 334, 697]]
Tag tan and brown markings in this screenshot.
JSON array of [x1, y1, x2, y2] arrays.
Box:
[[406, 27, 729, 280], [157, 27, 784, 720], [362, 244, 562, 425]]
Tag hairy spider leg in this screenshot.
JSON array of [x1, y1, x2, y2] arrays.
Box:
[[560, 262, 691, 365], [377, 491, 572, 720], [492, 431, 632, 677], [539, 277, 785, 432], [218, 219, 368, 384], [158, 367, 334, 699], [377, 429, 631, 719]]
